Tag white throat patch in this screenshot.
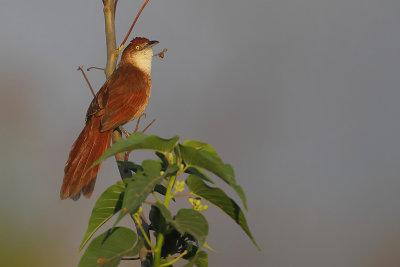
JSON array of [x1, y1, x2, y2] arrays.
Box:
[[130, 48, 153, 75]]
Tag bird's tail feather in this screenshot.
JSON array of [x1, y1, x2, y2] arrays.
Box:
[[61, 116, 112, 200]]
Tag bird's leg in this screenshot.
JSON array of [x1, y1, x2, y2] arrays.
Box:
[[116, 126, 132, 161], [124, 113, 147, 161], [119, 126, 131, 137], [121, 115, 155, 162]]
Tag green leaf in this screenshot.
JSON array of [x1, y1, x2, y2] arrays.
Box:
[[185, 167, 215, 184], [203, 242, 215, 252], [149, 206, 163, 233], [160, 229, 189, 258], [78, 227, 137, 267], [155, 151, 169, 169], [154, 202, 173, 223], [79, 182, 125, 251], [115, 161, 178, 225], [181, 140, 220, 157], [179, 142, 247, 210], [171, 209, 208, 248], [186, 175, 260, 250], [183, 250, 208, 267], [154, 184, 167, 196], [116, 161, 143, 173], [91, 133, 179, 168], [149, 202, 173, 234], [126, 237, 144, 257]]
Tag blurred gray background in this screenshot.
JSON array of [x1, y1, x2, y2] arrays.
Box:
[[1, 0, 400, 266]]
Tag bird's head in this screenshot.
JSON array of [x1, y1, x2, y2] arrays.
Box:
[[120, 37, 159, 74]]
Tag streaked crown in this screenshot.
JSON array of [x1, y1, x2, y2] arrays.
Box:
[[122, 37, 150, 56]]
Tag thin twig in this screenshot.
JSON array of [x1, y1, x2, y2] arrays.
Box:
[[142, 119, 155, 133], [134, 113, 147, 133], [159, 251, 188, 267], [120, 0, 150, 46], [125, 151, 131, 162], [153, 48, 168, 58], [77, 66, 96, 97], [133, 215, 155, 250], [87, 66, 105, 71], [152, 192, 162, 203], [173, 192, 192, 198]]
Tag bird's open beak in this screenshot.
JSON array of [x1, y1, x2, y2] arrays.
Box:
[[144, 40, 159, 49]]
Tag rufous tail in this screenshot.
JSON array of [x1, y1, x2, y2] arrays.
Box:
[[61, 116, 112, 200]]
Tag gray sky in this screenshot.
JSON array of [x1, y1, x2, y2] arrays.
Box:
[[1, 0, 400, 266]]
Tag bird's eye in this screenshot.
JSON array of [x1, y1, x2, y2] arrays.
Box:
[[135, 46, 140, 50]]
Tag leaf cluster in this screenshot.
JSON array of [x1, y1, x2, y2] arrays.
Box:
[[78, 132, 258, 267]]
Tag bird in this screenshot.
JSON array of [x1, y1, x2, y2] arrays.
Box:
[[60, 37, 159, 200]]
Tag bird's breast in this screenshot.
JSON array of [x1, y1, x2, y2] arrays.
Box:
[[129, 83, 151, 121]]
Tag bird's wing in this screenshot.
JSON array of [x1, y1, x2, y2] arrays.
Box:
[[85, 80, 110, 120], [99, 66, 151, 132]]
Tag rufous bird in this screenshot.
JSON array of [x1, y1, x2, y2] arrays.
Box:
[[60, 37, 159, 200]]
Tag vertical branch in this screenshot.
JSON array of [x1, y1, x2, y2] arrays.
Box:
[[103, 0, 118, 78], [103, 0, 126, 182], [103, 1, 152, 266], [103, 0, 128, 188]]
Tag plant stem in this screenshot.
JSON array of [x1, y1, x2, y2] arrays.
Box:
[[153, 233, 164, 267], [153, 175, 178, 266], [153, 192, 162, 203], [163, 176, 177, 206], [173, 192, 192, 198], [133, 215, 155, 250], [159, 250, 188, 267]]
